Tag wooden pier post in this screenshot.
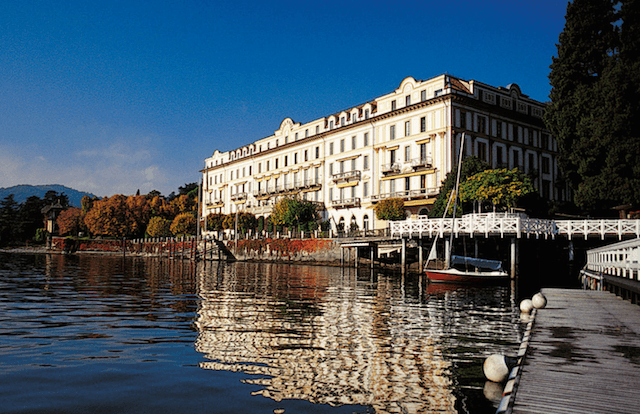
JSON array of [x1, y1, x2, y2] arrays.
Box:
[[370, 244, 375, 269], [510, 237, 518, 279], [401, 238, 407, 271], [354, 247, 358, 268], [444, 238, 450, 268], [418, 239, 423, 271]]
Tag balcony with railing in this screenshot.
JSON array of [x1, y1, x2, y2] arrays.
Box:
[[371, 187, 440, 202], [331, 170, 361, 183], [293, 178, 322, 190], [206, 199, 224, 208], [331, 197, 361, 209], [245, 204, 274, 215], [410, 156, 433, 169], [381, 162, 401, 174], [230, 192, 248, 202]]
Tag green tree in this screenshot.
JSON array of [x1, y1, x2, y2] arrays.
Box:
[[17, 196, 46, 241], [270, 196, 318, 229], [459, 168, 535, 211], [206, 213, 226, 232], [43, 191, 69, 207], [429, 156, 490, 218], [237, 212, 257, 233], [374, 198, 405, 221], [146, 216, 172, 237], [0, 194, 19, 245], [545, 0, 640, 212]]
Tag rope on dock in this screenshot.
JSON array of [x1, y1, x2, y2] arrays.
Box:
[[496, 308, 537, 414]]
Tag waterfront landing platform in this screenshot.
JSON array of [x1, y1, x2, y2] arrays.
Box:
[[508, 288, 640, 414]]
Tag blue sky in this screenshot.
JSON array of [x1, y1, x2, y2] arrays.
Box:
[[0, 0, 568, 198]]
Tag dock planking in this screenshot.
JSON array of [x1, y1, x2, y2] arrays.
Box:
[[510, 288, 640, 414]]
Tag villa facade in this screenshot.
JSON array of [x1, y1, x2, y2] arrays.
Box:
[[200, 74, 566, 232]]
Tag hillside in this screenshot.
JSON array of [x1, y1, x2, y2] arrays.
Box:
[[0, 184, 98, 207]]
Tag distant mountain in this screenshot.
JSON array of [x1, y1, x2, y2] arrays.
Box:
[[0, 185, 98, 207]]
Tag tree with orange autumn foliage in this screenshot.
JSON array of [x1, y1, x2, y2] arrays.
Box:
[[84, 195, 140, 238], [57, 207, 84, 236]]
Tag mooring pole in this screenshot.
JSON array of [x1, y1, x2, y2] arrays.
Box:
[[401, 238, 407, 271], [370, 244, 375, 269], [510, 237, 518, 279], [444, 238, 450, 269], [418, 239, 423, 271], [354, 247, 358, 268]]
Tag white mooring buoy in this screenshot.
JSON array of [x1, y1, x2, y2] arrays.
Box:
[[532, 292, 547, 309], [483, 354, 510, 383], [519, 298, 534, 314]]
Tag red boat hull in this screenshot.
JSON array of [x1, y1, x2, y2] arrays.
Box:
[[425, 269, 510, 284]]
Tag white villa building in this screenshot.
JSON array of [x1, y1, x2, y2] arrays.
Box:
[[200, 74, 566, 233]]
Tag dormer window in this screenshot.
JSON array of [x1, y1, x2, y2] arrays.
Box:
[[365, 109, 369, 119]]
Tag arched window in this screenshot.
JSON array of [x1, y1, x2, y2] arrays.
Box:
[[338, 217, 345, 232], [363, 215, 369, 232], [418, 208, 429, 216]]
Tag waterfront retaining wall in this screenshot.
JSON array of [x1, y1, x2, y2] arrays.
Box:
[[226, 238, 342, 265], [50, 236, 198, 257], [49, 236, 342, 264]]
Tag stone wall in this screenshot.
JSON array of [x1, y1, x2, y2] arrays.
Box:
[[49, 236, 342, 264], [226, 238, 342, 264]]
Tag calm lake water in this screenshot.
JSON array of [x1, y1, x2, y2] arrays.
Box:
[[0, 253, 524, 414]]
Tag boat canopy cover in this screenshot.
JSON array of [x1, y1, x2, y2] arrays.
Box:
[[451, 255, 503, 271]]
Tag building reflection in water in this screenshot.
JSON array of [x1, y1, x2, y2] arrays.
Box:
[[194, 262, 519, 414]]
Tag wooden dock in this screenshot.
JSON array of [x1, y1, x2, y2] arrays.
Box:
[[505, 288, 640, 414]]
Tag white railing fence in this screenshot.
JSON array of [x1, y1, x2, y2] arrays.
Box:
[[584, 238, 640, 280], [390, 215, 640, 240], [389, 213, 556, 239]]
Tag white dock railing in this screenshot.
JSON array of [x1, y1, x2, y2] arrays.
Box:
[[389, 213, 556, 239], [390, 215, 640, 240], [584, 238, 640, 279], [581, 238, 640, 290], [555, 219, 640, 240]]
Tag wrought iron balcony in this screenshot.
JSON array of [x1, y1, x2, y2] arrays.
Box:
[[381, 162, 402, 174], [294, 179, 322, 189], [206, 199, 224, 208], [370, 188, 440, 202], [410, 157, 433, 168], [331, 197, 361, 209], [331, 170, 361, 183], [230, 192, 248, 201]]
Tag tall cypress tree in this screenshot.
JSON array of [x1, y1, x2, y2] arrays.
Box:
[[545, 0, 640, 212]]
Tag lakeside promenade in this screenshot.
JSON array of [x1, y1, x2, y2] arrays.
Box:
[[502, 288, 640, 414]]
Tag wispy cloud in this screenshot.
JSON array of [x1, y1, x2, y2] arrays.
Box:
[[0, 139, 175, 197]]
